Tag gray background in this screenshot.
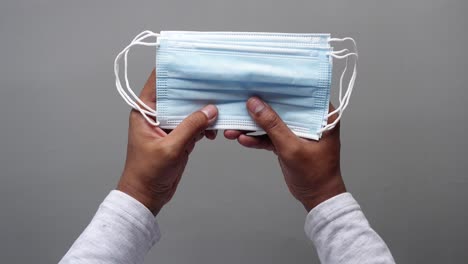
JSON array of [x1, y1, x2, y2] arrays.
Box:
[[1, 0, 467, 263]]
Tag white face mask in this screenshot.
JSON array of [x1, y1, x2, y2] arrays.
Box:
[[115, 30, 357, 140]]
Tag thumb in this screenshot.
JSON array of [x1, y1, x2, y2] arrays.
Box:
[[246, 97, 298, 150], [168, 105, 218, 148]]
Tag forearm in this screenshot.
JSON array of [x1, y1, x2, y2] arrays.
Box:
[[305, 193, 395, 264], [59, 191, 160, 264]]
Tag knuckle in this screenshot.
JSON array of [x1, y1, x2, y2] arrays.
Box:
[[260, 111, 281, 131]]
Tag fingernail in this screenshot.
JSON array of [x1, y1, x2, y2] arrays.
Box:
[[201, 105, 218, 120], [247, 97, 266, 114]]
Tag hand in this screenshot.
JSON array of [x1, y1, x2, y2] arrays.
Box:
[[224, 97, 346, 212], [117, 70, 218, 215]]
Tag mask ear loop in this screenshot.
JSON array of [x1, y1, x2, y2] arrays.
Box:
[[114, 30, 161, 126], [318, 38, 358, 133], [116, 31, 159, 114]]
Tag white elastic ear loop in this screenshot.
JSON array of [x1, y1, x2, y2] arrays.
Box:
[[320, 52, 357, 132], [123, 36, 157, 113], [115, 31, 158, 115], [319, 38, 358, 133], [331, 48, 350, 104], [114, 30, 161, 126], [328, 52, 357, 114], [121, 31, 159, 114]]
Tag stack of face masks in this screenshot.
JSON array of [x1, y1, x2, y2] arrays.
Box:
[[115, 31, 357, 140]]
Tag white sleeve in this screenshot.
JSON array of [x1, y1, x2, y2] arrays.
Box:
[[305, 193, 395, 264], [59, 190, 161, 264]]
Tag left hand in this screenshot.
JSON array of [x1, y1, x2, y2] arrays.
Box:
[[224, 97, 345, 211], [117, 70, 218, 216]]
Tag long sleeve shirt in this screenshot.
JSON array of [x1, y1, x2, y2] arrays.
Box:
[[59, 191, 395, 264]]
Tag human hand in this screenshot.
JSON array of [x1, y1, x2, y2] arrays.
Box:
[[224, 97, 346, 212], [117, 70, 218, 215]]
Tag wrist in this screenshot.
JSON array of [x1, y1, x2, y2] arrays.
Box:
[[117, 172, 163, 216], [300, 173, 346, 212]]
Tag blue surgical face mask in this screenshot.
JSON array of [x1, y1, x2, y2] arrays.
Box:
[[114, 30, 357, 140]]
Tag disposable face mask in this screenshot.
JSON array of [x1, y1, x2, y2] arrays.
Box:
[[114, 30, 357, 140]]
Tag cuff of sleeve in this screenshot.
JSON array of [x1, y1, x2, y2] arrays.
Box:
[[304, 192, 361, 240], [101, 190, 161, 245]]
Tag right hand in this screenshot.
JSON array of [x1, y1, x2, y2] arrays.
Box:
[[224, 97, 346, 212], [117, 70, 218, 216]]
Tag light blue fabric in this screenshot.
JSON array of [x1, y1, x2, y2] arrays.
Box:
[[156, 32, 333, 140]]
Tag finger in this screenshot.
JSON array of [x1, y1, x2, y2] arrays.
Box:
[[246, 97, 298, 150], [167, 105, 218, 148], [224, 130, 244, 140], [237, 134, 275, 151], [321, 103, 340, 138], [139, 69, 156, 108], [327, 103, 339, 124], [205, 130, 217, 140], [130, 69, 165, 135], [223, 130, 257, 140]]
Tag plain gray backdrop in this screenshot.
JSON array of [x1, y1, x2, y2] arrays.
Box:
[[1, 0, 467, 263]]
